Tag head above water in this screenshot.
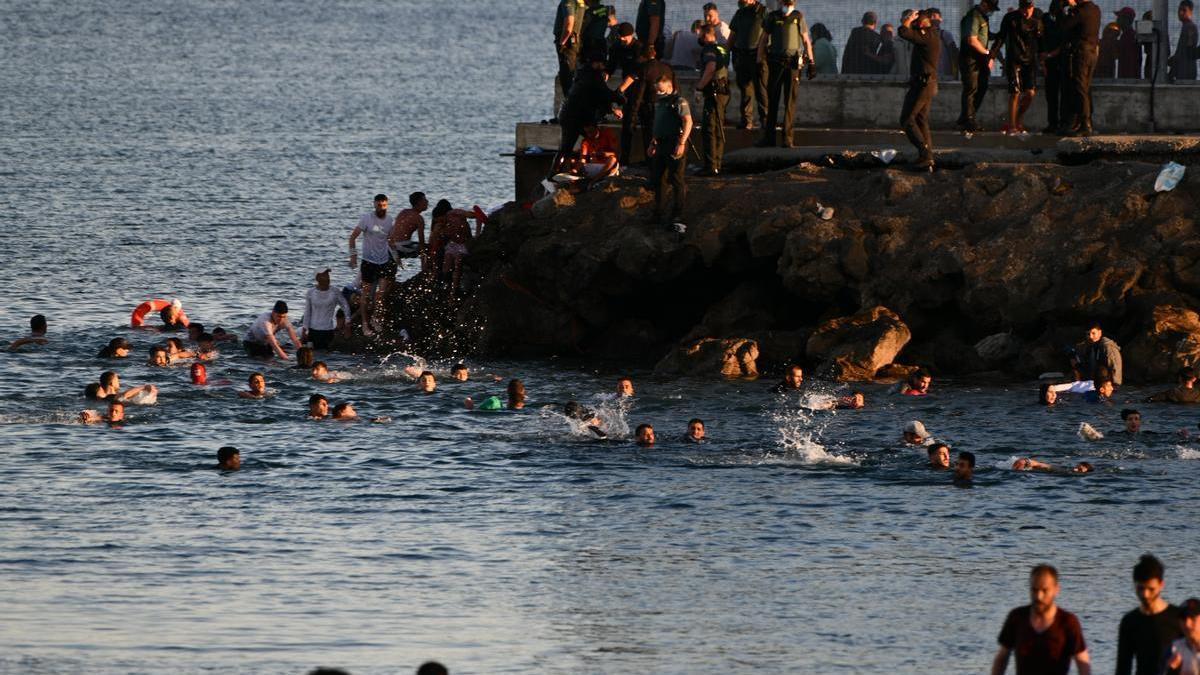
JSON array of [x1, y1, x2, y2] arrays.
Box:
[[635, 423, 655, 447], [954, 451, 975, 480], [903, 420, 930, 444], [295, 346, 314, 369], [106, 397, 125, 422], [1039, 382, 1057, 406], [331, 402, 357, 420], [617, 377, 635, 397], [927, 443, 950, 469], [191, 362, 207, 385], [308, 393, 329, 418], [248, 372, 266, 394], [687, 418, 705, 441], [30, 314, 47, 335], [451, 363, 469, 381], [784, 365, 803, 389], [1121, 408, 1141, 432], [506, 379, 526, 409], [149, 345, 169, 366], [217, 446, 241, 470], [418, 371, 437, 393]]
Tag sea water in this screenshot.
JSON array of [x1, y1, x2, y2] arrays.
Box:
[[3, 2, 1200, 673]]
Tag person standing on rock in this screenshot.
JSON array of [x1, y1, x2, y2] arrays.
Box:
[[696, 24, 731, 176], [1073, 322, 1122, 386], [957, 0, 998, 134], [1059, 0, 1101, 136], [647, 71, 692, 228], [898, 9, 941, 171], [728, 0, 768, 130], [994, 0, 1044, 136], [389, 192, 429, 275], [754, 0, 815, 148], [348, 194, 396, 336], [1039, 0, 1069, 134]]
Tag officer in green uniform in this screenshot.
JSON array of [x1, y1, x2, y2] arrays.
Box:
[[755, 0, 815, 148], [648, 71, 693, 227], [554, 0, 587, 100], [580, 0, 614, 59], [696, 25, 730, 176], [728, 0, 768, 129]]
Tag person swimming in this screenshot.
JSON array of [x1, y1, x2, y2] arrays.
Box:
[[465, 378, 526, 411], [293, 346, 315, 370], [617, 377, 635, 398], [331, 402, 357, 420], [191, 363, 208, 385], [774, 365, 804, 393], [9, 314, 49, 351], [311, 361, 339, 384], [900, 369, 932, 396], [562, 401, 607, 438], [80, 397, 125, 425], [148, 345, 171, 367], [417, 371, 437, 394], [308, 394, 329, 419], [451, 364, 469, 382], [158, 299, 187, 331], [89, 371, 157, 404], [165, 337, 198, 361], [837, 392, 866, 409], [1121, 408, 1142, 434], [216, 446, 241, 471], [97, 337, 131, 359], [635, 423, 656, 447], [685, 418, 705, 443], [196, 333, 218, 359], [903, 420, 933, 446], [1012, 457, 1094, 473], [953, 450, 975, 485], [238, 372, 268, 399], [927, 442, 950, 469]]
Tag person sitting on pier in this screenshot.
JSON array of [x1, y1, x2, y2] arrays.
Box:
[[567, 123, 620, 188], [555, 52, 625, 174]]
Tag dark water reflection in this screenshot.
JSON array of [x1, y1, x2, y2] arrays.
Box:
[[3, 1, 1200, 673]]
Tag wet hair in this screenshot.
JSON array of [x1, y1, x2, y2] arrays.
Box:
[[451, 363, 468, 374], [927, 442, 949, 457], [811, 23, 833, 42], [189, 322, 205, 336], [308, 393, 328, 406], [636, 423, 654, 435], [100, 371, 118, 389], [98, 338, 129, 358], [689, 418, 704, 427], [506, 379, 526, 407], [373, 193, 388, 203], [909, 368, 931, 383], [1121, 408, 1140, 420], [419, 370, 435, 380], [312, 361, 328, 371], [957, 451, 976, 468], [1030, 564, 1059, 581], [107, 396, 125, 409], [1132, 554, 1165, 582], [217, 446, 239, 463], [416, 663, 448, 675], [197, 333, 215, 346], [159, 306, 183, 326], [295, 347, 315, 368], [212, 327, 228, 337], [149, 345, 168, 359], [1095, 376, 1114, 390], [409, 191, 426, 207], [85, 382, 104, 400], [166, 337, 185, 352], [1038, 382, 1054, 405], [30, 314, 47, 333], [432, 199, 453, 219], [1074, 461, 1094, 473], [331, 402, 353, 417]]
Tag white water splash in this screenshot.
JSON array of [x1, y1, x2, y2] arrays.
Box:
[[1078, 422, 1104, 441], [1178, 446, 1200, 460]]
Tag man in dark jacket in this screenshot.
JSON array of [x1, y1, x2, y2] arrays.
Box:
[[842, 12, 883, 74], [898, 9, 941, 170]]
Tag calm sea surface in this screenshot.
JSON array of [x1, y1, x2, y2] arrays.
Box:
[[3, 1, 1199, 673]]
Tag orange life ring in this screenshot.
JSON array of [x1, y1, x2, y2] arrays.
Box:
[[131, 299, 190, 328]]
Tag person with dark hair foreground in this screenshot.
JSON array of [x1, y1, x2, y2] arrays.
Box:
[[991, 564, 1091, 675], [954, 450, 975, 484], [1164, 598, 1200, 675], [927, 442, 950, 469], [1117, 554, 1182, 675], [635, 423, 655, 447], [216, 447, 241, 471]]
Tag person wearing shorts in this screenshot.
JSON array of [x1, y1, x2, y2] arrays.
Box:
[[428, 199, 483, 295], [348, 194, 396, 336], [995, 0, 1044, 135], [302, 268, 352, 350]]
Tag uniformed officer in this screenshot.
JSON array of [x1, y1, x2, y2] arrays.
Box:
[[696, 25, 731, 175], [1059, 0, 1100, 136], [898, 9, 942, 171], [755, 0, 815, 148], [580, 0, 615, 59], [728, 0, 768, 129], [607, 23, 644, 166], [648, 71, 693, 227], [554, 0, 587, 100]]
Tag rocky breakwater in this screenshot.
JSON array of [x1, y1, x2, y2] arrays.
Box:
[[411, 160, 1200, 383]]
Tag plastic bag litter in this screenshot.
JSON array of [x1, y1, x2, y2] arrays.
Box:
[[871, 149, 898, 165], [1154, 162, 1186, 192]]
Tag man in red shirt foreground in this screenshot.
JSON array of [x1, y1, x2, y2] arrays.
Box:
[[991, 564, 1092, 675]]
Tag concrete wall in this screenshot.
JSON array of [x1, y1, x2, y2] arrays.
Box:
[[669, 72, 1199, 133]]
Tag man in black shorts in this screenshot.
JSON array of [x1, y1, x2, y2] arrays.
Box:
[[994, 0, 1044, 135], [991, 564, 1092, 675], [348, 194, 396, 336]]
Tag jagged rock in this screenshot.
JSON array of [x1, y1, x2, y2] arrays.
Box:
[[975, 333, 1020, 364], [806, 306, 911, 381], [531, 188, 575, 219], [1123, 305, 1200, 382], [654, 338, 760, 378]]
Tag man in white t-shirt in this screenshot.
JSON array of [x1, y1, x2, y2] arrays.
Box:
[[348, 194, 396, 336], [243, 300, 301, 360]]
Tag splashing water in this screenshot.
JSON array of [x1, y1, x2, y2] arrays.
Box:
[[1078, 422, 1105, 441], [768, 399, 858, 466]]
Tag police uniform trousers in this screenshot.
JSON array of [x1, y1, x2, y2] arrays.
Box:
[[900, 74, 938, 160], [763, 54, 799, 146], [958, 53, 990, 128], [1065, 43, 1098, 131], [702, 84, 730, 171], [733, 48, 768, 127]]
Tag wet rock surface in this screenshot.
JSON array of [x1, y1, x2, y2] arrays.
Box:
[[400, 160, 1200, 383]]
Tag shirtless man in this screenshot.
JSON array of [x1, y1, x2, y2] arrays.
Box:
[[9, 315, 48, 351], [388, 191, 430, 274], [428, 199, 483, 293], [238, 372, 268, 399], [94, 371, 158, 403], [417, 371, 437, 394], [685, 418, 706, 442], [308, 394, 330, 419], [635, 423, 656, 447], [311, 361, 340, 384]]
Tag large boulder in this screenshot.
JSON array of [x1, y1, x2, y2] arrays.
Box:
[[655, 338, 760, 379], [1123, 305, 1200, 383], [806, 306, 912, 381]]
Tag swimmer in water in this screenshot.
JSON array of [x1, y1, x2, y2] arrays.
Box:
[[617, 377, 635, 398], [166, 337, 197, 361], [148, 345, 170, 367], [311, 361, 339, 384], [635, 423, 656, 447], [91, 371, 158, 403], [1039, 382, 1059, 406], [836, 392, 866, 409], [158, 299, 187, 331], [97, 337, 131, 359], [1087, 376, 1115, 404], [196, 333, 218, 359], [417, 371, 437, 394], [308, 393, 329, 419], [903, 420, 932, 446], [1012, 458, 1094, 473], [293, 346, 315, 370], [685, 418, 705, 443], [81, 397, 125, 425], [1120, 408, 1141, 434], [331, 402, 357, 420], [953, 450, 975, 484], [216, 446, 241, 471], [900, 369, 932, 396], [774, 365, 804, 393], [238, 372, 268, 399], [465, 378, 526, 411], [563, 401, 607, 438], [191, 363, 208, 385], [211, 327, 237, 344], [451, 363, 470, 382], [927, 442, 950, 469], [187, 322, 205, 343], [9, 314, 48, 351]]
